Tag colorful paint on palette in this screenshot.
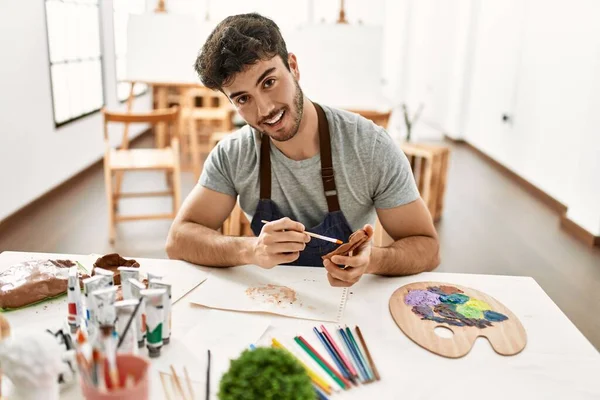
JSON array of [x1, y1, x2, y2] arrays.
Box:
[[404, 290, 440, 306], [404, 286, 509, 329], [439, 293, 469, 304]]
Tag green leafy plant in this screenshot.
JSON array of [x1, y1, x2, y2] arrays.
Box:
[[219, 347, 315, 400], [402, 103, 424, 142]]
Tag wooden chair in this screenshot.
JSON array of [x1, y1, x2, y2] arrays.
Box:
[[181, 87, 234, 179], [206, 131, 254, 237], [102, 107, 181, 244]]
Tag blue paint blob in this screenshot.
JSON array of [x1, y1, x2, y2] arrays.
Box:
[[484, 310, 508, 322], [439, 293, 469, 305]]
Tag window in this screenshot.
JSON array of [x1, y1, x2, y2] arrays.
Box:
[[113, 0, 147, 102], [45, 0, 104, 127]]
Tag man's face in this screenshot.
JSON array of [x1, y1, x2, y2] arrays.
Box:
[[222, 54, 304, 142]]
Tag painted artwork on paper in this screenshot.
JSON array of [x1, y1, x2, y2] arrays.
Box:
[[404, 285, 508, 329]]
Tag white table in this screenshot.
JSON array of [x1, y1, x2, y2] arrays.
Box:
[[1, 251, 599, 399]]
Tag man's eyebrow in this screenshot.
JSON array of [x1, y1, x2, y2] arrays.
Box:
[[228, 67, 277, 99], [255, 67, 276, 87]]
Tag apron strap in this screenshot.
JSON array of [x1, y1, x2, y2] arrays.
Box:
[[259, 131, 271, 199], [314, 103, 340, 212], [258, 103, 341, 213]]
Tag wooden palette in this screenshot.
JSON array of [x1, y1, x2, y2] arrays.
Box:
[[389, 282, 527, 358]]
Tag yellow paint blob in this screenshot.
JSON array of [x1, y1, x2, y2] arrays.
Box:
[[465, 298, 491, 311]]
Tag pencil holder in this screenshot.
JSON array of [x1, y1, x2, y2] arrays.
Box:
[[81, 354, 149, 400]]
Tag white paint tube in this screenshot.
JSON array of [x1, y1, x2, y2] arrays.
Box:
[[67, 266, 82, 333], [114, 299, 139, 354], [92, 286, 118, 327], [94, 267, 115, 286], [149, 279, 172, 345], [146, 272, 163, 282], [117, 267, 139, 300], [140, 288, 166, 358], [82, 275, 108, 341], [129, 278, 147, 348]]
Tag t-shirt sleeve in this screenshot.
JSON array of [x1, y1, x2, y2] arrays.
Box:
[[199, 140, 237, 197], [371, 128, 420, 209]]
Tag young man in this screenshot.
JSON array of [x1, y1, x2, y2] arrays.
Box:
[[166, 13, 440, 287]]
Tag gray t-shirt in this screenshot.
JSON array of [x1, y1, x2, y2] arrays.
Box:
[[199, 104, 419, 231]]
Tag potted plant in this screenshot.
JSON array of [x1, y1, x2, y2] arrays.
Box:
[[219, 347, 315, 400]]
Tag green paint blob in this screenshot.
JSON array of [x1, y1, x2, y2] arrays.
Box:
[[456, 305, 483, 319], [439, 293, 469, 304]]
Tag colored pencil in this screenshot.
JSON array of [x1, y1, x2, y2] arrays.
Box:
[[314, 328, 354, 384], [314, 385, 330, 400], [345, 326, 373, 380], [288, 338, 340, 391], [338, 328, 369, 382], [295, 336, 349, 389], [261, 220, 343, 245], [271, 338, 332, 395], [355, 326, 380, 381], [320, 325, 358, 379]]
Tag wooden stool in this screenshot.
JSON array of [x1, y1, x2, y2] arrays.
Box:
[[374, 143, 450, 247]]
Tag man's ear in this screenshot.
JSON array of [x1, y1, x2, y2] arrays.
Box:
[[288, 53, 300, 81]]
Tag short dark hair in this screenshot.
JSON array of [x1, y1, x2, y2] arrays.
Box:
[[195, 13, 290, 91]]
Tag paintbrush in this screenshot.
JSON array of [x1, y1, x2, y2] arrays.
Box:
[[117, 297, 142, 349], [261, 220, 343, 245], [206, 349, 211, 400]]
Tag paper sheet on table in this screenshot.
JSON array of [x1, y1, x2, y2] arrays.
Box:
[[188, 265, 349, 322], [151, 310, 270, 399]]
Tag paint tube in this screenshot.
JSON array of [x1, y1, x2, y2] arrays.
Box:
[[92, 286, 118, 327], [99, 325, 120, 389], [140, 288, 166, 358], [149, 279, 171, 345], [146, 272, 163, 282], [117, 267, 139, 300], [82, 275, 108, 341], [94, 267, 115, 286], [129, 278, 147, 348], [68, 266, 82, 333], [114, 299, 138, 354]]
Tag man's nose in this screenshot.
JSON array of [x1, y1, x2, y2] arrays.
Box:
[[255, 95, 275, 120]]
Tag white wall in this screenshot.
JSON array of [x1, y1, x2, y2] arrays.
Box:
[[0, 0, 151, 223], [462, 0, 600, 235]]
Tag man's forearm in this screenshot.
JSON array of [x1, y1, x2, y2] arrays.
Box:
[[367, 235, 440, 276], [166, 221, 256, 267]]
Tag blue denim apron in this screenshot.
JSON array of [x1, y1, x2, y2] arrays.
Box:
[[250, 103, 354, 267]]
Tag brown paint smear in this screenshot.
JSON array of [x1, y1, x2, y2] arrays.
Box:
[[245, 284, 298, 305]]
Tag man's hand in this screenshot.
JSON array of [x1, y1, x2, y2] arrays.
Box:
[[323, 225, 374, 287], [252, 217, 311, 269]]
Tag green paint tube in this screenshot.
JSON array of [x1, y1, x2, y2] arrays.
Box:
[[140, 288, 166, 358], [149, 279, 172, 345]]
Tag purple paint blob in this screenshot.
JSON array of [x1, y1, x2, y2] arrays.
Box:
[[411, 305, 434, 318], [404, 290, 441, 306]]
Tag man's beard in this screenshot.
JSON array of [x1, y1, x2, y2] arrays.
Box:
[[253, 79, 304, 142]]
